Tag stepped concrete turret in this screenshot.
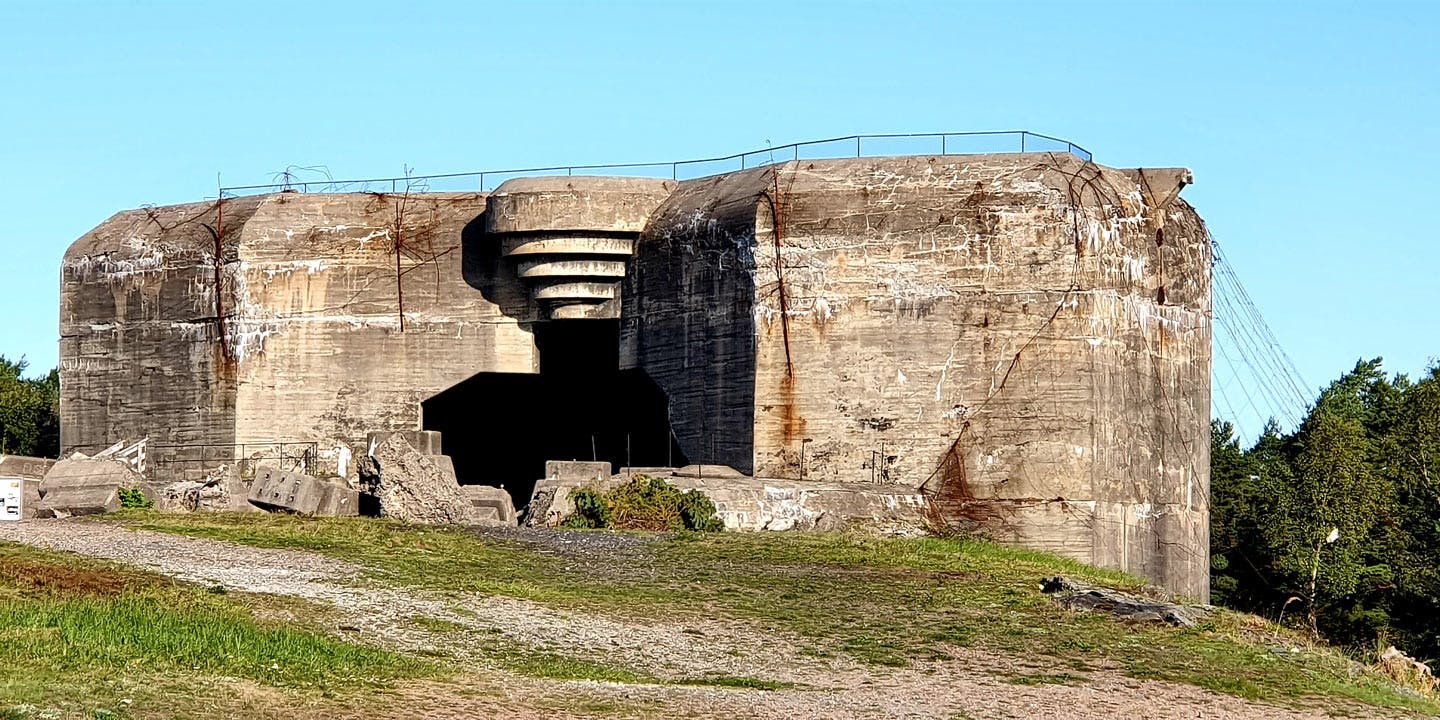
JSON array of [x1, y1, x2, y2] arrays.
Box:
[[486, 176, 676, 319]]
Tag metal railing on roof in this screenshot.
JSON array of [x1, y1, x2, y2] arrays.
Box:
[[217, 131, 1092, 197]]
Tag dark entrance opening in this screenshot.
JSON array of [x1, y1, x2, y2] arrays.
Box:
[[422, 319, 687, 506]]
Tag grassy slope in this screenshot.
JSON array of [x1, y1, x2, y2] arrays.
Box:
[[118, 512, 1440, 717], [0, 542, 430, 719]]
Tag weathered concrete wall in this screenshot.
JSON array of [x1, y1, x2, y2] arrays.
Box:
[[228, 192, 536, 473], [762, 155, 1209, 598], [63, 192, 539, 477], [624, 154, 1210, 598], [60, 199, 262, 465], [623, 168, 775, 472]]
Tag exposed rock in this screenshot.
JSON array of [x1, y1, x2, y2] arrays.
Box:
[[35, 456, 142, 517], [357, 435, 479, 524], [1040, 577, 1206, 627], [1377, 645, 1437, 693]]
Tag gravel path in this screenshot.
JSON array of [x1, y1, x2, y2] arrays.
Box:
[[0, 519, 1357, 719]]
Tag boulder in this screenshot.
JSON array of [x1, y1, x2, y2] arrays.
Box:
[[36, 456, 142, 517], [1040, 576, 1206, 627], [1377, 645, 1436, 693], [357, 435, 479, 524]]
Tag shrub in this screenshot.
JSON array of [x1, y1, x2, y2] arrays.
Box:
[[117, 487, 153, 510], [677, 490, 724, 533], [561, 476, 722, 532], [561, 487, 611, 529]]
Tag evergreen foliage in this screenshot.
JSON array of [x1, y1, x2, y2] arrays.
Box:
[[561, 476, 724, 532], [1212, 358, 1440, 660]]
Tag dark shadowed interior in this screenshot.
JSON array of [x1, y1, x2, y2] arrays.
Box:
[[422, 320, 687, 505]]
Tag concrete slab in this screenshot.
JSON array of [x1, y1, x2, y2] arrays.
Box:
[[37, 484, 120, 517], [366, 431, 442, 457], [460, 485, 516, 525], [316, 482, 360, 517], [545, 460, 611, 484]]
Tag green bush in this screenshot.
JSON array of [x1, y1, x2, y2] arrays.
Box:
[[117, 487, 153, 510], [561, 476, 722, 532], [677, 490, 724, 533], [561, 487, 612, 529]]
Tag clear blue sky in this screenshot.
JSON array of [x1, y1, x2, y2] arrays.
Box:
[[2, 1, 1435, 436]]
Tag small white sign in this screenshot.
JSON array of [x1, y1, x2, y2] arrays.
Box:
[[1, 478, 22, 521]]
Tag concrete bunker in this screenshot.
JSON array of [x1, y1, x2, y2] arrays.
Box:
[[57, 142, 1214, 597]]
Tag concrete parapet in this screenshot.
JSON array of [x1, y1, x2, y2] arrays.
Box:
[[544, 461, 612, 485], [486, 176, 676, 234], [367, 431, 443, 457], [0, 455, 57, 480], [525, 467, 928, 532]]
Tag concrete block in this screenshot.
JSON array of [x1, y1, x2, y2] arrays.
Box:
[[316, 482, 360, 517], [430, 454, 458, 483], [41, 457, 139, 493], [37, 484, 121, 517], [459, 484, 516, 525], [23, 479, 41, 519], [249, 467, 336, 515], [34, 457, 138, 517], [0, 455, 57, 480], [247, 466, 279, 505], [544, 460, 611, 485], [287, 473, 330, 515], [366, 430, 442, 457]]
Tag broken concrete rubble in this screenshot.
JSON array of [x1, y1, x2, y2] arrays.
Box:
[[357, 435, 483, 525], [35, 456, 143, 518], [246, 466, 358, 516], [161, 464, 259, 513], [1377, 645, 1437, 693]]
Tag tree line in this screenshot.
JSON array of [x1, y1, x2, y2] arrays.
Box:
[[1212, 358, 1440, 660], [0, 356, 59, 458]]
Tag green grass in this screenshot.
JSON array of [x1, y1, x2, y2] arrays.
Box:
[[116, 511, 1440, 716], [0, 541, 431, 718], [1006, 672, 1084, 686]]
